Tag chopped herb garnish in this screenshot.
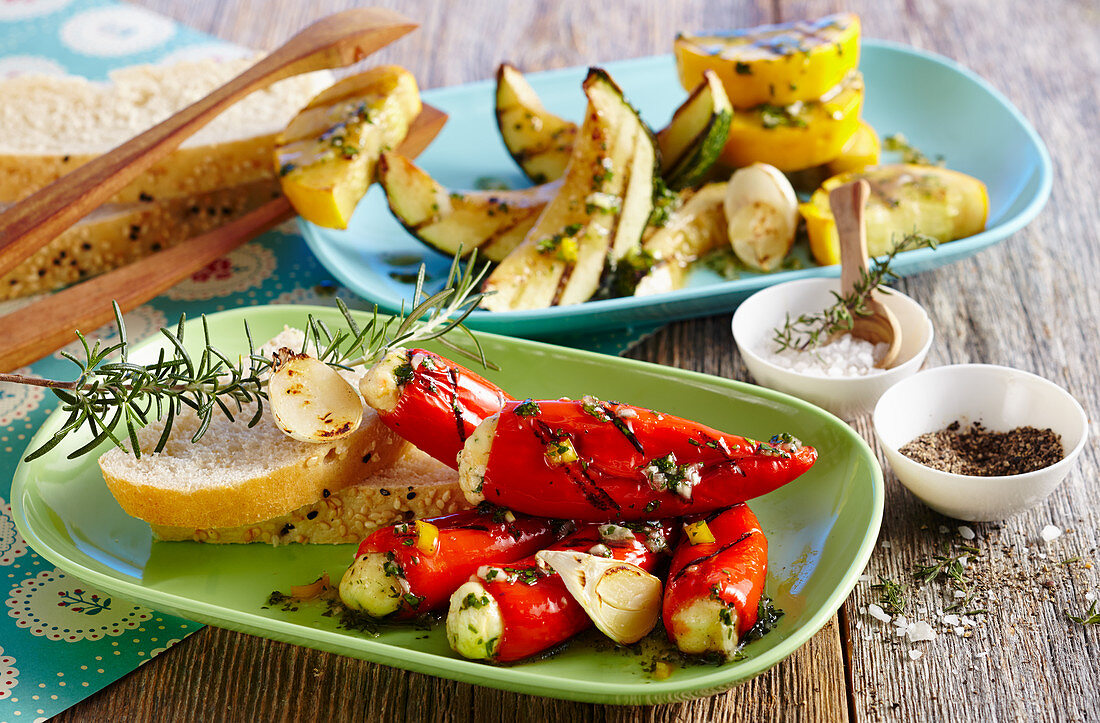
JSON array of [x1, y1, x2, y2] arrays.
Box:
[[734, 61, 752, 75], [514, 399, 541, 417], [870, 576, 907, 615], [460, 592, 491, 610], [475, 176, 512, 191], [402, 593, 424, 608], [883, 132, 945, 166], [1068, 600, 1100, 625]]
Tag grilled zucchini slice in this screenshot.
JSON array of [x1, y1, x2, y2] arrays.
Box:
[[275, 66, 422, 229], [656, 71, 732, 190], [481, 69, 656, 311], [495, 65, 729, 188], [634, 183, 728, 296], [378, 152, 559, 262], [496, 63, 577, 184]]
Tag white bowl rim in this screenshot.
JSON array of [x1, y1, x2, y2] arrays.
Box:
[[732, 277, 934, 382], [872, 362, 1090, 484]]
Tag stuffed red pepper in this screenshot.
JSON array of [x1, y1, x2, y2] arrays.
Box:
[[662, 503, 769, 659], [446, 520, 676, 662], [360, 347, 512, 468], [458, 397, 817, 521], [339, 507, 561, 618]]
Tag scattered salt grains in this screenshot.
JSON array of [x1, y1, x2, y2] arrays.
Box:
[[1086, 591, 1097, 603], [906, 621, 937, 642], [908, 649, 923, 660], [975, 651, 990, 658], [763, 333, 889, 377], [858, 575, 871, 583], [954, 626, 966, 636], [938, 525, 949, 534], [1040, 524, 1062, 542], [958, 525, 976, 540], [942, 614, 960, 626], [867, 604, 892, 623]]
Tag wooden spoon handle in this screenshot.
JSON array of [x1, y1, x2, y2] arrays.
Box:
[[0, 104, 447, 373], [829, 179, 871, 297], [0, 7, 416, 280]]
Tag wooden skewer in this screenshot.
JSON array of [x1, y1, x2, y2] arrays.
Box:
[[0, 7, 417, 280], [0, 104, 448, 372]]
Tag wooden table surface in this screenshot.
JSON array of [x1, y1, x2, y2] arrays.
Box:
[[56, 1, 1099, 720]]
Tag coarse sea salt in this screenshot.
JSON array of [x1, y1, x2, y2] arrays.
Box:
[[1040, 524, 1062, 542], [907, 621, 937, 642], [868, 604, 892, 623], [763, 333, 888, 377]]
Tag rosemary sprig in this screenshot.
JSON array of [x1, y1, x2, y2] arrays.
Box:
[[772, 232, 938, 352], [870, 576, 908, 615], [1068, 600, 1100, 625], [0, 253, 491, 462], [882, 133, 944, 167]]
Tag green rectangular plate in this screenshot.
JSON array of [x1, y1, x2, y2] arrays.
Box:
[[11, 305, 882, 704]]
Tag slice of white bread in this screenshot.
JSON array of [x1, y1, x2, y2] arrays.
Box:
[[98, 328, 409, 530], [0, 58, 332, 204], [150, 443, 468, 544], [0, 179, 280, 300]]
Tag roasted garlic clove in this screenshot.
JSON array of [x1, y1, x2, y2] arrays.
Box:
[[268, 349, 362, 443], [724, 162, 799, 272], [537, 550, 662, 644]]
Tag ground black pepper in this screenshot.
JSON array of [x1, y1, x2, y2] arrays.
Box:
[[899, 420, 1063, 476]]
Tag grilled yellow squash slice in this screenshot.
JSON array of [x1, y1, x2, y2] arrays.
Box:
[[800, 164, 989, 265], [275, 66, 421, 229], [674, 13, 861, 108], [496, 63, 577, 184], [378, 152, 560, 262], [481, 69, 656, 311]]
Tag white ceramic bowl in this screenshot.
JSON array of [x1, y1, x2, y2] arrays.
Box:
[[873, 364, 1089, 521], [732, 277, 934, 418]]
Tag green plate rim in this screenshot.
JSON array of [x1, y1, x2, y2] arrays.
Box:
[[11, 305, 883, 704]]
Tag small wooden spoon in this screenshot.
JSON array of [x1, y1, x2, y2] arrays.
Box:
[[828, 179, 902, 369], [0, 7, 417, 279]]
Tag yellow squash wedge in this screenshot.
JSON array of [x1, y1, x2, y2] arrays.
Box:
[[719, 71, 864, 171], [482, 69, 656, 311], [496, 63, 578, 184], [801, 163, 989, 265], [827, 119, 880, 174], [675, 13, 861, 109], [378, 152, 559, 262], [275, 66, 422, 229]]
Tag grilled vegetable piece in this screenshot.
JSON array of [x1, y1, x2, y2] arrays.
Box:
[[674, 13, 861, 109], [537, 550, 663, 645], [458, 397, 818, 521], [663, 503, 769, 659], [339, 509, 561, 619], [446, 521, 676, 662], [634, 182, 728, 296], [724, 163, 799, 272], [360, 348, 512, 468], [378, 152, 560, 262], [719, 71, 865, 172], [496, 63, 578, 184], [275, 66, 422, 229], [481, 69, 657, 311], [800, 163, 989, 265], [657, 71, 732, 190], [827, 120, 880, 175], [268, 349, 362, 442], [496, 64, 729, 189]]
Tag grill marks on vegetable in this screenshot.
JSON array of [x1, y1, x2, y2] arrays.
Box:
[[671, 530, 758, 583], [529, 418, 621, 512]]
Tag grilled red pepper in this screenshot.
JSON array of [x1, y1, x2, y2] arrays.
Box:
[[337, 507, 561, 619], [662, 503, 769, 659], [445, 520, 676, 662], [458, 397, 817, 521], [360, 348, 512, 468]]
